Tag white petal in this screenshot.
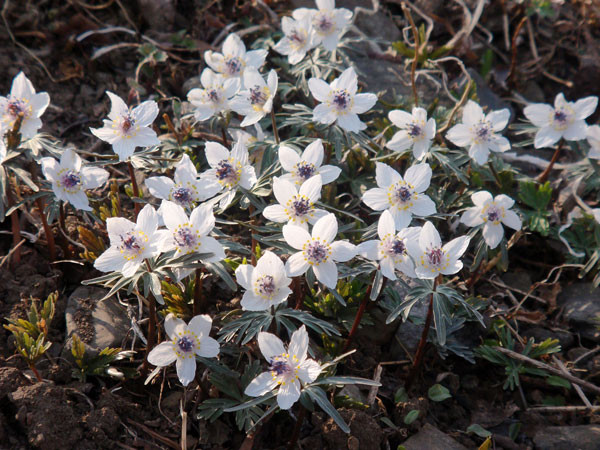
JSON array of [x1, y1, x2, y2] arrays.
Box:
[[523, 103, 553, 127], [313, 103, 337, 125], [299, 175, 322, 202], [482, 222, 503, 249], [147, 342, 176, 367], [286, 252, 310, 277], [362, 188, 389, 210], [460, 207, 484, 227], [502, 210, 522, 230], [419, 221, 441, 250], [288, 325, 308, 362], [410, 195, 436, 217], [283, 224, 311, 249], [106, 217, 135, 246], [412, 139, 431, 160], [176, 357, 196, 386], [312, 213, 337, 243], [245, 372, 279, 397], [386, 130, 412, 152], [390, 208, 412, 229], [380, 257, 397, 280], [318, 165, 341, 184], [132, 101, 159, 127], [241, 291, 270, 311], [534, 126, 562, 148], [352, 93, 377, 114], [357, 240, 379, 261], [258, 332, 286, 360], [488, 136, 511, 153], [263, 204, 289, 222], [469, 143, 491, 165], [239, 165, 257, 189], [145, 176, 174, 201], [40, 157, 59, 181], [443, 235, 470, 259], [494, 194, 515, 209], [335, 67, 357, 95], [273, 177, 297, 205], [277, 379, 301, 410], [190, 202, 216, 236], [330, 241, 356, 262], [164, 314, 187, 340], [235, 264, 254, 290], [375, 162, 401, 188], [160, 200, 188, 230], [313, 259, 338, 288], [93, 246, 125, 273], [308, 78, 331, 102], [388, 109, 413, 128], [198, 236, 226, 262], [563, 121, 587, 141], [302, 139, 324, 167], [189, 314, 212, 336], [404, 163, 432, 193], [487, 109, 510, 131], [205, 141, 230, 167], [106, 91, 129, 120], [297, 359, 321, 383], [81, 166, 109, 189], [462, 100, 484, 125], [446, 124, 472, 147], [377, 209, 396, 237], [573, 96, 598, 120], [336, 112, 365, 133], [472, 191, 493, 207], [197, 336, 220, 357], [279, 145, 301, 172]]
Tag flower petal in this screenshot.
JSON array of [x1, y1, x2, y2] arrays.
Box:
[[189, 315, 212, 337], [502, 209, 522, 231], [197, 336, 220, 357], [330, 241, 356, 262], [404, 163, 431, 193], [279, 145, 301, 172], [245, 372, 279, 397], [205, 141, 230, 167], [297, 359, 321, 383], [419, 221, 441, 250], [313, 259, 338, 288], [286, 252, 310, 277], [258, 332, 286, 360], [176, 357, 196, 386], [302, 139, 324, 167], [277, 379, 301, 410], [308, 78, 331, 102], [288, 325, 309, 362], [443, 235, 470, 259], [534, 126, 561, 148], [523, 103, 553, 127], [312, 213, 337, 243], [482, 222, 503, 249], [148, 342, 176, 367], [283, 224, 311, 249]]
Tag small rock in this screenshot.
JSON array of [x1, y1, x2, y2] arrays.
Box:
[[391, 297, 428, 358], [65, 286, 130, 355], [321, 409, 383, 450], [558, 283, 600, 342], [402, 423, 468, 450], [533, 425, 600, 450]]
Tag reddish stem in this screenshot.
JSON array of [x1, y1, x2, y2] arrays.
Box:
[[6, 186, 21, 266], [30, 364, 43, 383], [127, 161, 142, 218], [537, 142, 563, 184], [193, 268, 204, 316], [343, 282, 373, 353], [35, 197, 56, 261], [286, 405, 306, 450], [405, 277, 439, 389], [293, 277, 304, 310]]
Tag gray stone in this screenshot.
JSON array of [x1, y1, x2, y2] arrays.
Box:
[[558, 283, 600, 342], [65, 286, 130, 354], [392, 299, 428, 358], [402, 423, 468, 450], [533, 425, 600, 450]]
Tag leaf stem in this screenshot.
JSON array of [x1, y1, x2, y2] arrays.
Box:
[[342, 273, 379, 352], [193, 268, 204, 315], [488, 160, 502, 188], [537, 141, 563, 184], [286, 404, 306, 450], [127, 161, 142, 218], [405, 276, 439, 389], [270, 109, 280, 145]]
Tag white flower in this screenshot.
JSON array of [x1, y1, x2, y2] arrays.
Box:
[[446, 100, 511, 165], [362, 162, 436, 229], [308, 67, 377, 133], [386, 107, 436, 161], [204, 33, 268, 79], [94, 204, 166, 277], [90, 91, 160, 162], [283, 213, 356, 289], [160, 200, 225, 261], [406, 221, 470, 279], [523, 93, 598, 149], [244, 326, 321, 409], [235, 251, 293, 311], [293, 0, 353, 52], [187, 69, 241, 122], [273, 15, 317, 65], [0, 137, 6, 163], [357, 210, 418, 280], [148, 314, 219, 387], [230, 69, 278, 127], [263, 175, 327, 229], [40, 148, 109, 211], [586, 125, 600, 160], [230, 123, 266, 147], [0, 72, 50, 139], [146, 154, 220, 210], [278, 139, 341, 186], [460, 191, 521, 249]]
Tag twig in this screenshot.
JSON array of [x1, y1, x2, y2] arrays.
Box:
[[270, 109, 280, 145], [508, 16, 527, 85], [401, 2, 419, 106], [552, 356, 592, 407], [127, 161, 142, 218], [527, 405, 600, 413], [537, 141, 564, 183], [437, 79, 473, 137], [494, 347, 600, 396], [573, 346, 600, 365], [0, 238, 26, 269]]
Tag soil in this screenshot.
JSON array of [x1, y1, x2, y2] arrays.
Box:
[[1, 0, 600, 449]]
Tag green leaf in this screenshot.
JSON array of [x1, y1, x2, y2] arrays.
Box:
[[509, 422, 521, 441], [404, 409, 419, 425], [394, 387, 408, 404], [546, 376, 571, 389], [428, 384, 451, 402], [467, 424, 492, 438]]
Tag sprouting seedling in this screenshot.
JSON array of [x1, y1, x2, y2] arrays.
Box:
[[4, 291, 58, 382]]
